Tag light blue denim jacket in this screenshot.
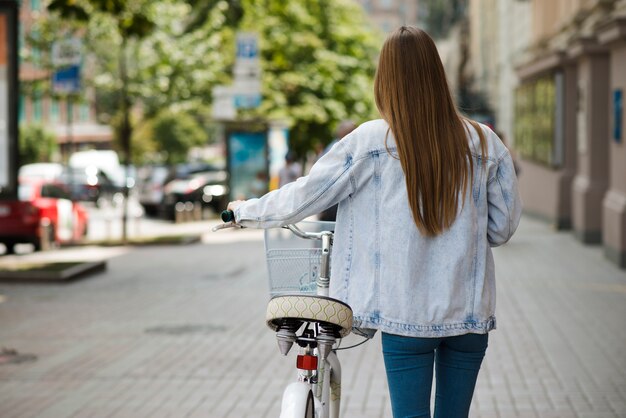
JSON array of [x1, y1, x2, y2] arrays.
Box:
[[235, 119, 522, 338]]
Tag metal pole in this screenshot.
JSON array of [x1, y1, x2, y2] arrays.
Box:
[[119, 36, 130, 243], [65, 96, 75, 202]]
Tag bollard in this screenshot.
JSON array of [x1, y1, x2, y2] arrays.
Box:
[[175, 202, 186, 223], [105, 218, 112, 241], [184, 201, 195, 222], [193, 202, 202, 221], [134, 215, 141, 237], [38, 218, 52, 252]]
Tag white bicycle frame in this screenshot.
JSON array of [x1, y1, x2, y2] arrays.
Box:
[[281, 350, 341, 418]]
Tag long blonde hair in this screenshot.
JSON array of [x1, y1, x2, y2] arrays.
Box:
[[374, 26, 487, 237]]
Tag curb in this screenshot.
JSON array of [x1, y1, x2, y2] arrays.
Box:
[[0, 261, 107, 282], [82, 234, 202, 247]]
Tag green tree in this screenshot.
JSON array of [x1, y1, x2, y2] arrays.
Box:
[[19, 125, 58, 166], [240, 0, 382, 156], [47, 0, 242, 240], [152, 110, 208, 164], [47, 0, 156, 241]]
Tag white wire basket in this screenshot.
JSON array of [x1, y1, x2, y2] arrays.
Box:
[[264, 221, 335, 297]]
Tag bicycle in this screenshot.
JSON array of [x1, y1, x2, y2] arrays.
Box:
[[214, 210, 367, 418]]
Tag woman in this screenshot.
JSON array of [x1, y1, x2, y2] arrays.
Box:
[[228, 26, 521, 418]]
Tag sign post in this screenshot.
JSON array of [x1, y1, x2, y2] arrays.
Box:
[[0, 1, 18, 200], [211, 32, 262, 120], [213, 32, 270, 199], [233, 32, 262, 109], [52, 38, 82, 162]]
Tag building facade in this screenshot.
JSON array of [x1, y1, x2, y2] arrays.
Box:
[[467, 0, 532, 140], [19, 0, 112, 158], [355, 0, 423, 33], [468, 0, 626, 268]]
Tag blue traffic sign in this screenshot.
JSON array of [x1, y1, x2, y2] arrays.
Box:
[[236, 33, 258, 59], [52, 65, 81, 94], [614, 89, 622, 143]]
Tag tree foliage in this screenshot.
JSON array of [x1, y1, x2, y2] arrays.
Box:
[[151, 110, 208, 164], [42, 0, 382, 159], [19, 125, 58, 166], [240, 0, 382, 156]]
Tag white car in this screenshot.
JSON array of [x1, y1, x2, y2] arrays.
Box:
[[18, 163, 65, 180]]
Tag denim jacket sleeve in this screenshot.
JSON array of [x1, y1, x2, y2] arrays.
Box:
[[486, 148, 522, 247], [235, 139, 362, 228]]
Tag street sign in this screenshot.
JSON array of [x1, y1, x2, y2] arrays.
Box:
[[52, 64, 81, 94], [233, 32, 261, 110], [212, 85, 237, 120], [234, 93, 262, 109], [212, 32, 263, 119], [52, 38, 82, 67], [236, 33, 259, 59]]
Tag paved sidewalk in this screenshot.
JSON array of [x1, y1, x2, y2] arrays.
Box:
[[0, 217, 625, 417]]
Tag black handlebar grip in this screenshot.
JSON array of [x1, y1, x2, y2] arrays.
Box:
[[221, 210, 235, 223]]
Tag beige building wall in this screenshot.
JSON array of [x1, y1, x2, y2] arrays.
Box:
[[570, 42, 610, 242], [598, 10, 626, 267], [514, 0, 626, 267], [532, 0, 601, 44]]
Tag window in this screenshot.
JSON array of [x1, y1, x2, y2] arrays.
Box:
[[79, 103, 90, 122], [32, 93, 42, 121], [30, 29, 40, 64], [514, 74, 563, 167], [30, 0, 41, 12], [18, 94, 25, 123], [50, 99, 59, 122], [41, 184, 70, 200]]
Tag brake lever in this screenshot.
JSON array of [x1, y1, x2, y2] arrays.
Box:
[[211, 222, 243, 232]]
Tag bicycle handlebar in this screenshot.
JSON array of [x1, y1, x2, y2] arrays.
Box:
[[214, 210, 332, 240], [221, 210, 235, 223]]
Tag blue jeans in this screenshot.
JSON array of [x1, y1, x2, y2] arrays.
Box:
[[382, 332, 489, 418]]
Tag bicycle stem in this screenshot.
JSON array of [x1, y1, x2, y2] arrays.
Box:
[[318, 232, 332, 295]]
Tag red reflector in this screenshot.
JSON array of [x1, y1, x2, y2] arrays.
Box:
[[297, 354, 318, 371]]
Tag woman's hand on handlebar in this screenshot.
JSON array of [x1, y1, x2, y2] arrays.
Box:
[[227, 200, 246, 213], [212, 200, 246, 231]]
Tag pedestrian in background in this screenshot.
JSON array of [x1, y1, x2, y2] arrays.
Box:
[[318, 120, 358, 221], [277, 151, 302, 187], [228, 26, 521, 418]]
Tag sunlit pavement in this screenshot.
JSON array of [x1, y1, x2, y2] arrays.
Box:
[[0, 216, 625, 418]]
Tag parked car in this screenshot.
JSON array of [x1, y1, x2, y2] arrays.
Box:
[[69, 150, 125, 188], [18, 163, 65, 180], [137, 165, 171, 217], [0, 178, 89, 254], [160, 168, 229, 220], [57, 166, 123, 207], [138, 163, 225, 218]]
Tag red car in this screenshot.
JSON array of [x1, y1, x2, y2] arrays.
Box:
[[0, 178, 89, 254]]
